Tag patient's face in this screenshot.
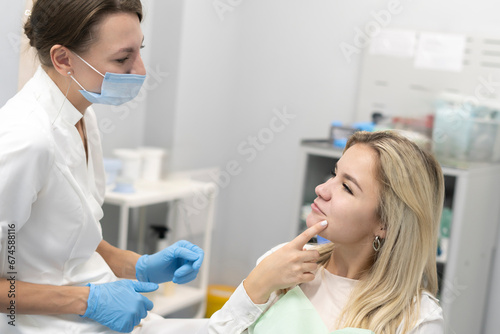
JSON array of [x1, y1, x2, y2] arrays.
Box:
[[306, 143, 381, 249]]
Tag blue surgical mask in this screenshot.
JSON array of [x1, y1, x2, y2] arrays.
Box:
[[70, 53, 146, 106]]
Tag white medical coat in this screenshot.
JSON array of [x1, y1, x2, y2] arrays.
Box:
[[0, 67, 120, 333]]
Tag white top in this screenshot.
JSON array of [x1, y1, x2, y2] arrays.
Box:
[[0, 67, 119, 333], [201, 244, 444, 334], [301, 267, 444, 333]]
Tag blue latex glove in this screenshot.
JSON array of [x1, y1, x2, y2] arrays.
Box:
[[135, 240, 204, 284], [81, 280, 158, 333]]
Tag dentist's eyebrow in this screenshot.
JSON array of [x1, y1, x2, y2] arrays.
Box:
[[114, 36, 145, 54], [335, 162, 363, 192]]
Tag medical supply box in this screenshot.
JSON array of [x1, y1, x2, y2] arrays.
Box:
[[432, 94, 500, 167]]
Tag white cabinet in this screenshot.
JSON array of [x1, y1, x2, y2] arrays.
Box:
[[294, 140, 500, 334], [103, 177, 217, 318]]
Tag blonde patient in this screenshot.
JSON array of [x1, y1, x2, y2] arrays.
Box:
[[202, 131, 444, 334]]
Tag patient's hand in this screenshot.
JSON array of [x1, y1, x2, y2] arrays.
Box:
[[243, 221, 328, 304]]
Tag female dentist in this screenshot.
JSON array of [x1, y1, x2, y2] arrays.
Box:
[[0, 0, 203, 333]]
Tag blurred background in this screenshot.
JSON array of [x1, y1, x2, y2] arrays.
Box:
[[3, 1, 500, 332]]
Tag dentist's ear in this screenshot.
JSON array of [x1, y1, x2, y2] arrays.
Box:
[[50, 44, 73, 77]]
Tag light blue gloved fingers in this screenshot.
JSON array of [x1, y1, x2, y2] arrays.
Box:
[[82, 280, 158, 333], [168, 243, 204, 283], [135, 240, 204, 284], [174, 240, 205, 270], [173, 267, 198, 284], [172, 246, 204, 270], [173, 260, 196, 278], [132, 280, 157, 312]]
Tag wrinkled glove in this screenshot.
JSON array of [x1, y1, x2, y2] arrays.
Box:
[[81, 280, 158, 333], [135, 240, 204, 284]]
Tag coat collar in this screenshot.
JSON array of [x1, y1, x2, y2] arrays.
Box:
[[33, 66, 84, 126]]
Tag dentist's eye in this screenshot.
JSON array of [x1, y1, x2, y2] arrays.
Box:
[[331, 169, 336, 178], [116, 57, 129, 64]]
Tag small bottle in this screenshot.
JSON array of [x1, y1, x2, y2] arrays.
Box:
[[152, 226, 169, 252]]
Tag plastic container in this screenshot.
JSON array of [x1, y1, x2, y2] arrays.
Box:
[[433, 95, 500, 167], [437, 207, 452, 262], [205, 285, 236, 318], [139, 147, 167, 181], [102, 158, 122, 190], [113, 149, 142, 193], [330, 121, 358, 148]]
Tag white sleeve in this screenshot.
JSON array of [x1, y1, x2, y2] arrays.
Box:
[[406, 293, 444, 334], [255, 243, 288, 265], [197, 281, 277, 334], [408, 319, 444, 334], [0, 122, 52, 277]]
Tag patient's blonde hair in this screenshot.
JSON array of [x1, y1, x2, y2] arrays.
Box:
[[317, 131, 444, 334]]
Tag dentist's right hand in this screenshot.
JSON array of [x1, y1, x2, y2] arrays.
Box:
[[243, 220, 328, 304], [81, 280, 159, 333]]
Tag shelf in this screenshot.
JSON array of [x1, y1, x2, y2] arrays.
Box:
[[145, 285, 206, 317], [300, 139, 500, 175], [103, 177, 217, 251], [105, 178, 216, 207]]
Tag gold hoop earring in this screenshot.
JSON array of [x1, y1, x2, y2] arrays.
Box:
[[373, 235, 381, 252]]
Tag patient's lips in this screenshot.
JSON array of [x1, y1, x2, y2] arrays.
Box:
[[311, 201, 325, 215]]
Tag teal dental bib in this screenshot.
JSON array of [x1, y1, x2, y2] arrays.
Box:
[[248, 286, 375, 334]]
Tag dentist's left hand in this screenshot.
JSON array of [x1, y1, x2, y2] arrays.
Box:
[[81, 280, 158, 333], [135, 240, 204, 284]]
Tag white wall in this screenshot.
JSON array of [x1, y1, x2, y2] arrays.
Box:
[[0, 2, 24, 103], [168, 0, 369, 285], [3, 0, 500, 331]]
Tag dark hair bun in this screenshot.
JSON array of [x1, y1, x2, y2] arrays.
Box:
[[24, 16, 36, 48]]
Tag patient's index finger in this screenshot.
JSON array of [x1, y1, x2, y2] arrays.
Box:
[[290, 220, 328, 249]]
